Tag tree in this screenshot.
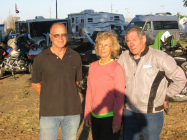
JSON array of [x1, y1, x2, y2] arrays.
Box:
[[175, 13, 186, 20], [184, 0, 187, 7], [3, 14, 20, 33]]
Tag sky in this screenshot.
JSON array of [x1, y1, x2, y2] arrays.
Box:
[[0, 0, 186, 24]]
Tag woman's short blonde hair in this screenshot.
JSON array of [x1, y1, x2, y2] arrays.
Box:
[[95, 30, 120, 59]]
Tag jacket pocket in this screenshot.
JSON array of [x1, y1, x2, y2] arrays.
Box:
[[144, 66, 157, 77]]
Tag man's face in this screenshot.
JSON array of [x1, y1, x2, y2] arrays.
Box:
[[49, 24, 67, 48], [126, 31, 146, 58]]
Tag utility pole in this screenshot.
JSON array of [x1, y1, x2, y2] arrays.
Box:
[[50, 7, 51, 19], [56, 0, 58, 19], [160, 5, 165, 13]]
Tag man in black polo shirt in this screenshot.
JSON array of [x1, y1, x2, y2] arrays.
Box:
[[32, 23, 82, 140]]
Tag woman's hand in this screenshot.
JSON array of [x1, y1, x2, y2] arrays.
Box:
[[112, 124, 121, 134], [85, 119, 91, 127]]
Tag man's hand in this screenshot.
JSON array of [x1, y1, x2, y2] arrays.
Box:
[[163, 101, 169, 115], [112, 124, 121, 134], [85, 119, 91, 127], [32, 83, 41, 95], [163, 101, 168, 108]]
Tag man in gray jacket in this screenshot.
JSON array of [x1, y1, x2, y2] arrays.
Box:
[[118, 26, 186, 140]]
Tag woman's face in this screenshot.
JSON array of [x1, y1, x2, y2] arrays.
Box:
[[98, 38, 112, 59]]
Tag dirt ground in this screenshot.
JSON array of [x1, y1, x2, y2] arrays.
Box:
[[0, 73, 186, 140]]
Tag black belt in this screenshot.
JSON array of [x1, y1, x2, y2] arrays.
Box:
[[155, 105, 164, 111]]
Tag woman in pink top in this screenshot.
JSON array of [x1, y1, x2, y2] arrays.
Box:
[[84, 31, 125, 140]]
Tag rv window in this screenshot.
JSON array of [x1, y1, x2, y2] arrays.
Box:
[[88, 18, 93, 23], [72, 18, 74, 23], [114, 16, 120, 21], [127, 22, 145, 29], [76, 17, 79, 23], [76, 26, 79, 32], [81, 19, 84, 23], [153, 21, 178, 30]]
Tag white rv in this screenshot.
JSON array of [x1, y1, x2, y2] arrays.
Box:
[[67, 9, 126, 40]]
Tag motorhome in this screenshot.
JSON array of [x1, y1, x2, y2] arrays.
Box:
[[67, 9, 126, 40], [121, 12, 180, 45]]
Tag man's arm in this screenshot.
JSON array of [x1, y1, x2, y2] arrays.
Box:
[[32, 83, 41, 95], [162, 55, 186, 98]]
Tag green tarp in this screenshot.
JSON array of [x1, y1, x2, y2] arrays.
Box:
[[149, 31, 177, 50]]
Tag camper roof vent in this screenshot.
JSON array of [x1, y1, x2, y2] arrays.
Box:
[[81, 9, 94, 14], [155, 12, 172, 16], [35, 16, 44, 19]]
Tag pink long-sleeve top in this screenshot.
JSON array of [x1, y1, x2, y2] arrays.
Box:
[[84, 60, 125, 124]]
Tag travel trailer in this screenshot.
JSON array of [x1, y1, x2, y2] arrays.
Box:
[[120, 12, 180, 45], [15, 17, 67, 47], [67, 9, 126, 40]]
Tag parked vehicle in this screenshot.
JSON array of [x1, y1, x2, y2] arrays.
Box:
[[0, 33, 41, 78], [120, 12, 180, 46], [171, 58, 187, 102], [15, 17, 67, 47], [67, 9, 126, 41]]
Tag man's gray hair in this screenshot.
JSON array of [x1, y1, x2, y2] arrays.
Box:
[[126, 26, 145, 39]]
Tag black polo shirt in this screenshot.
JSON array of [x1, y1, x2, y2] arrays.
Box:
[[32, 47, 82, 117]]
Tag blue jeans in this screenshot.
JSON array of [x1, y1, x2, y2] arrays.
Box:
[[123, 109, 163, 140], [39, 114, 80, 140]]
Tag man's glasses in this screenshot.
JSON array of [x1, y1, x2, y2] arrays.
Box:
[[98, 44, 112, 49], [51, 33, 68, 38]]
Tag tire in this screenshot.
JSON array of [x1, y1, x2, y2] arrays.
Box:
[[28, 63, 33, 74], [0, 68, 4, 78], [39, 40, 47, 49]]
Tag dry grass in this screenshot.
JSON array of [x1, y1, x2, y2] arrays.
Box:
[[0, 74, 186, 140]]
